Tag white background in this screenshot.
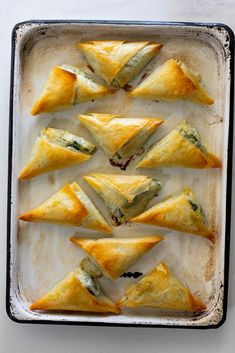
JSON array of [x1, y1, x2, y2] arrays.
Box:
[[0, 0, 234, 352]]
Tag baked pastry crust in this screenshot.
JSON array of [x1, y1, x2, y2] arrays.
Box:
[[117, 262, 206, 311], [70, 236, 163, 279], [31, 66, 112, 115], [77, 41, 162, 87], [131, 188, 214, 241], [18, 127, 96, 180], [137, 120, 221, 169], [30, 267, 119, 313], [18, 181, 112, 233], [78, 113, 163, 169], [83, 173, 161, 226], [130, 58, 214, 105]]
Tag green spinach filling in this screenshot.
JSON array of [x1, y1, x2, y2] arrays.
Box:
[[112, 180, 161, 226], [65, 139, 95, 155], [80, 257, 103, 278], [177, 121, 207, 153], [110, 123, 154, 170], [77, 271, 101, 296], [43, 128, 96, 155], [188, 197, 207, 224], [61, 65, 92, 80]]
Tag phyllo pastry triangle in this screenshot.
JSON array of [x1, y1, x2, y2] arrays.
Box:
[[78, 113, 163, 170], [117, 262, 206, 311], [31, 65, 112, 115], [18, 127, 96, 180], [137, 120, 221, 169], [129, 58, 214, 105], [18, 181, 112, 233], [131, 188, 214, 241], [30, 267, 119, 313], [77, 41, 162, 87], [83, 173, 161, 226], [70, 236, 163, 279]]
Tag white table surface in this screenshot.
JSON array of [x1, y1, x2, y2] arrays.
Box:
[[0, 0, 235, 352]]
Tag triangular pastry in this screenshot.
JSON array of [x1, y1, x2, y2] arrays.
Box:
[[77, 41, 162, 87], [78, 113, 163, 170], [30, 267, 119, 313], [31, 65, 112, 115], [70, 236, 163, 279], [130, 58, 214, 105], [117, 262, 206, 311], [18, 181, 112, 233], [137, 120, 221, 169], [18, 127, 96, 180], [131, 188, 214, 241], [84, 173, 161, 226]]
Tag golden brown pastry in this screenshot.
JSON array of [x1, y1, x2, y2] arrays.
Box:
[[78, 113, 163, 170], [30, 267, 119, 313], [77, 41, 162, 87], [131, 188, 214, 241], [137, 120, 221, 169], [18, 181, 112, 233], [18, 127, 96, 180], [129, 58, 214, 105], [70, 236, 163, 279], [31, 65, 112, 115], [117, 262, 206, 311], [83, 173, 161, 226]]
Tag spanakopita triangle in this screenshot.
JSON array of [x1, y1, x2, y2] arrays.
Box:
[[78, 41, 162, 87], [137, 120, 221, 169], [30, 267, 119, 313], [131, 188, 214, 241], [78, 113, 163, 169], [117, 262, 206, 311], [70, 236, 163, 279], [130, 58, 214, 105], [31, 65, 112, 115], [18, 182, 112, 233], [18, 128, 96, 180], [83, 173, 161, 226]]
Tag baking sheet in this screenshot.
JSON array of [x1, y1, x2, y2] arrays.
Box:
[[7, 21, 233, 327]]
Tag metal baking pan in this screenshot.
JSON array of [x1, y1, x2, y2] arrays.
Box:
[[6, 20, 234, 328]]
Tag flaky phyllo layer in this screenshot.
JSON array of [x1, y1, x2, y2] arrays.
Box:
[[31, 65, 112, 115], [77, 40, 163, 87], [130, 58, 214, 105], [117, 262, 206, 311], [131, 188, 214, 242], [84, 174, 161, 226], [70, 236, 163, 279], [30, 267, 119, 313], [78, 113, 163, 170], [19, 181, 112, 233], [138, 120, 221, 169], [18, 128, 96, 180]]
